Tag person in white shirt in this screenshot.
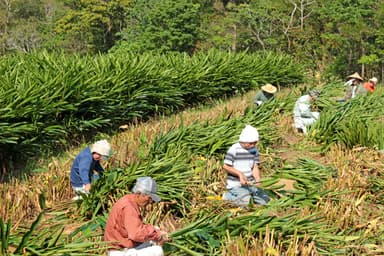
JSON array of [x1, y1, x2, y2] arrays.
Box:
[[222, 125, 270, 207], [293, 89, 320, 134]]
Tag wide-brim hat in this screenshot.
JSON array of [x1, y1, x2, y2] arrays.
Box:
[[369, 77, 378, 84], [347, 72, 363, 81], [261, 83, 277, 94]]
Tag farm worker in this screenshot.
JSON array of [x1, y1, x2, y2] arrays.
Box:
[[70, 139, 112, 200], [104, 176, 169, 256], [222, 125, 270, 207], [293, 89, 320, 135], [343, 72, 366, 100], [254, 83, 277, 106], [363, 77, 378, 93]]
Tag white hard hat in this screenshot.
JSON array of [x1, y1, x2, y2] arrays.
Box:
[[91, 140, 112, 159], [239, 125, 259, 142], [369, 77, 378, 84]]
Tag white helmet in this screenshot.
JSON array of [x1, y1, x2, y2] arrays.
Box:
[[369, 77, 378, 84], [91, 140, 112, 159]]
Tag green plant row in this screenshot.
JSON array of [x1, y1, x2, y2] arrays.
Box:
[[0, 50, 304, 176], [310, 91, 384, 151]]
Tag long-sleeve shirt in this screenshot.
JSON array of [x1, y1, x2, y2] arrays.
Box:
[[344, 83, 367, 100], [363, 82, 375, 93], [104, 194, 162, 249], [70, 147, 104, 187], [293, 95, 316, 118], [254, 90, 274, 105]]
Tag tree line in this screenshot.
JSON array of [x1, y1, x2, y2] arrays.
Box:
[[1, 0, 383, 79]]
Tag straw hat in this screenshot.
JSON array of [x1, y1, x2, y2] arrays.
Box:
[[369, 77, 378, 84], [347, 72, 363, 81], [261, 83, 277, 94]]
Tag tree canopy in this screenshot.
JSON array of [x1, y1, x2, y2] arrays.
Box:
[[0, 0, 384, 78]]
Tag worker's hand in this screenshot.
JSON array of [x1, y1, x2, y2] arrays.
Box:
[[239, 173, 248, 185], [84, 183, 91, 193], [158, 233, 171, 245]]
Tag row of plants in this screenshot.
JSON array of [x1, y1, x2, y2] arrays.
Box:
[[310, 82, 384, 151], [0, 50, 304, 177]]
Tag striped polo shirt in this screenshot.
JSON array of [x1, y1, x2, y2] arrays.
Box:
[[224, 142, 260, 189]]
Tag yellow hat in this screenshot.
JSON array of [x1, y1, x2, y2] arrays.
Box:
[[261, 83, 277, 94]]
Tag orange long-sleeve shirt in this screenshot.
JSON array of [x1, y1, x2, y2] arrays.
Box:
[[363, 81, 375, 92], [104, 194, 162, 249]]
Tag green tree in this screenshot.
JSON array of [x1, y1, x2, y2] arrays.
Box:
[[0, 0, 65, 54], [310, 0, 381, 76], [112, 0, 201, 54], [0, 0, 44, 53], [55, 0, 132, 53]]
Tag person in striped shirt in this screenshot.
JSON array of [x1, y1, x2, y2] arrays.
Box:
[[222, 125, 270, 207]]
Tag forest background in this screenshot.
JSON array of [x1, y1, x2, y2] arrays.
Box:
[[1, 0, 384, 79]]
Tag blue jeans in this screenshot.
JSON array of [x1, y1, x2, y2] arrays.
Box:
[[223, 185, 270, 206]]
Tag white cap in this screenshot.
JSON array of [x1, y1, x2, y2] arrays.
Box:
[[369, 77, 378, 84], [91, 140, 112, 159], [132, 177, 161, 202], [239, 125, 259, 142]]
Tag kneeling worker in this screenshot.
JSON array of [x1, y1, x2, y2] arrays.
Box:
[[104, 176, 169, 256], [254, 83, 277, 106]]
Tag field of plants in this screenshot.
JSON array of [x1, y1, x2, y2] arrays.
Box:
[[1, 51, 383, 255]]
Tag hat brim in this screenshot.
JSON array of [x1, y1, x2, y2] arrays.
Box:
[[150, 193, 161, 202], [261, 85, 277, 94], [347, 73, 363, 81]]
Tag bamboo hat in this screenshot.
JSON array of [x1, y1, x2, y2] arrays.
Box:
[[347, 72, 363, 81], [261, 83, 277, 94]]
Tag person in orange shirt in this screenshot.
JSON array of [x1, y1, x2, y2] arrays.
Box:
[[363, 77, 378, 93], [104, 177, 169, 256]]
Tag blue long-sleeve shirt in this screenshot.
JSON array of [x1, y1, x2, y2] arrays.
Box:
[[70, 147, 104, 187]]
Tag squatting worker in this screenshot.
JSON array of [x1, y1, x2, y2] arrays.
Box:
[[222, 125, 270, 207], [254, 83, 277, 106], [293, 89, 320, 135], [70, 139, 112, 200], [104, 176, 169, 256], [363, 77, 378, 93], [343, 72, 366, 100]]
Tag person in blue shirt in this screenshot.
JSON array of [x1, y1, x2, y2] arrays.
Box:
[[70, 139, 112, 200]]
